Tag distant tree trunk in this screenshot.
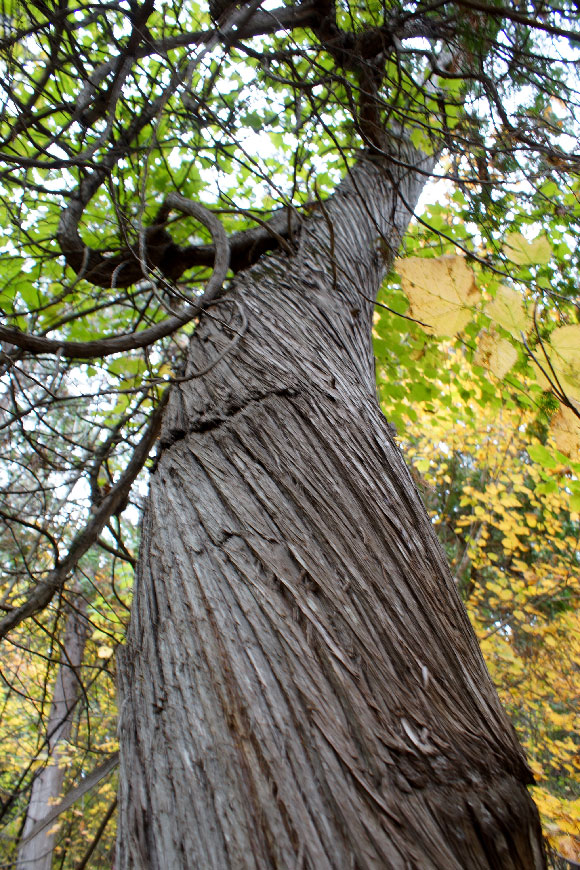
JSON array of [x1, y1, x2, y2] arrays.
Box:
[[116, 151, 546, 868], [18, 596, 88, 870]]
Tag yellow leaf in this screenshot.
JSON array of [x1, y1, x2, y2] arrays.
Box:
[[550, 404, 580, 458], [504, 231, 552, 265], [556, 835, 580, 861], [475, 329, 518, 379], [548, 325, 580, 402], [396, 255, 478, 336], [97, 645, 114, 659], [485, 286, 531, 338], [550, 324, 580, 368]]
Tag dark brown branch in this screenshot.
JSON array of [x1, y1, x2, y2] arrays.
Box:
[[0, 314, 192, 360], [0, 204, 298, 362], [454, 0, 580, 41], [161, 204, 299, 273], [0, 196, 230, 361], [56, 200, 295, 290], [97, 536, 136, 568]]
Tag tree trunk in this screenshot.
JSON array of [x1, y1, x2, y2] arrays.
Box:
[[18, 596, 88, 870], [116, 151, 546, 869]]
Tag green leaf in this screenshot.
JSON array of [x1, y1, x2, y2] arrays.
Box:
[[536, 480, 558, 495], [527, 444, 559, 468], [504, 232, 552, 266], [570, 493, 580, 511]]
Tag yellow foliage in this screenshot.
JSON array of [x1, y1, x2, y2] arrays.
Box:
[[550, 325, 580, 403], [381, 348, 580, 848], [551, 404, 580, 458], [475, 328, 518, 379], [0, 586, 122, 865]]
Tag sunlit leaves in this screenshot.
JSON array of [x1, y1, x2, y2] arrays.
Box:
[[388, 233, 579, 469], [549, 325, 580, 403], [395, 255, 478, 335], [504, 231, 553, 266], [550, 405, 580, 458], [484, 285, 531, 338], [474, 328, 518, 379]]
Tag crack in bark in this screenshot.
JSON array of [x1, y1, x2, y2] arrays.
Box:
[[160, 385, 301, 446]]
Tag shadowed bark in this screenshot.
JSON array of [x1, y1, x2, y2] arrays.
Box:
[[116, 151, 546, 869]]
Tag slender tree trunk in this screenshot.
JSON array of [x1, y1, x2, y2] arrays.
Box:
[[117, 151, 546, 869], [18, 596, 88, 870]]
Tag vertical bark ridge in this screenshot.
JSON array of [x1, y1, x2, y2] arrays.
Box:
[[117, 153, 544, 868]]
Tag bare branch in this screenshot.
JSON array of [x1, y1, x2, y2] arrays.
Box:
[[0, 392, 168, 639], [14, 753, 119, 850]]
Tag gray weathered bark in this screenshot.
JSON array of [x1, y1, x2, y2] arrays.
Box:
[[116, 151, 546, 868], [18, 596, 88, 870]]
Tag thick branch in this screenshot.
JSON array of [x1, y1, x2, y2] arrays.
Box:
[[57, 200, 295, 290], [0, 196, 231, 361], [53, 2, 310, 291]]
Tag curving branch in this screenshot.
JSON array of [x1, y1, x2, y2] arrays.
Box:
[[162, 193, 231, 303], [51, 0, 312, 294], [0, 203, 301, 362], [57, 199, 297, 290], [0, 196, 231, 361]]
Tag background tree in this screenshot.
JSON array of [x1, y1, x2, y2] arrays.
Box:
[[17, 587, 89, 870], [0, 0, 579, 867], [0, 564, 121, 866]]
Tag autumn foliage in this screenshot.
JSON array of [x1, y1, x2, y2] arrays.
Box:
[[375, 222, 580, 862]]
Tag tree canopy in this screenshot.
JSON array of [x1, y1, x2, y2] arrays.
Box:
[[0, 0, 579, 865]]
